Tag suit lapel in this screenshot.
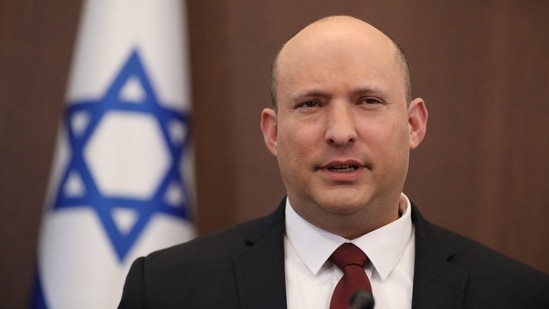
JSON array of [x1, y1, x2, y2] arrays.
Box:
[[231, 201, 469, 309], [411, 204, 468, 309], [233, 201, 288, 309]]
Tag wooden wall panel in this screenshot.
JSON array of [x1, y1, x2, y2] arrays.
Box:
[[0, 1, 82, 307]]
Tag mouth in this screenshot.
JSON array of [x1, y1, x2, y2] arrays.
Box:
[[326, 164, 360, 173], [321, 160, 367, 172]]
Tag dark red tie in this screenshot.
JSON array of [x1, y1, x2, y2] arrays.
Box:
[[329, 243, 372, 309]]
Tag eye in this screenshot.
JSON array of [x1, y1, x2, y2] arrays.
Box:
[[299, 100, 321, 108], [360, 97, 382, 105]]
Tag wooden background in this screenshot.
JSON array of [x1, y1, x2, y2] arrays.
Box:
[[1, 0, 548, 307]]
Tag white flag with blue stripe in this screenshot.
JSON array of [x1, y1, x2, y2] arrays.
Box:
[[32, 1, 195, 308]]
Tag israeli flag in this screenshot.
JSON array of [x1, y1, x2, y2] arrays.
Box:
[[31, 1, 195, 308]]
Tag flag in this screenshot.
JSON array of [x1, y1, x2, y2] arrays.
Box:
[[32, 0, 195, 308]]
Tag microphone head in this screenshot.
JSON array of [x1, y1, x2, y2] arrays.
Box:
[[349, 289, 374, 309]]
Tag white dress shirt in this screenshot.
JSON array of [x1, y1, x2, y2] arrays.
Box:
[[284, 193, 415, 309]]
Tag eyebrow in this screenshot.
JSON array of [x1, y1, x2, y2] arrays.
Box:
[[290, 90, 330, 101], [290, 86, 385, 101]]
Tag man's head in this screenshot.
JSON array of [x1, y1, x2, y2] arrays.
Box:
[[261, 16, 428, 238]]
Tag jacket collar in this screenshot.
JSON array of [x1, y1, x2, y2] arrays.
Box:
[[411, 203, 468, 309], [233, 199, 288, 309]]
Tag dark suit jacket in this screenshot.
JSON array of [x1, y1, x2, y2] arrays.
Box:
[[119, 200, 549, 308]]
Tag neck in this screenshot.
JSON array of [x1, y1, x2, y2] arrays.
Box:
[[293, 199, 402, 239]]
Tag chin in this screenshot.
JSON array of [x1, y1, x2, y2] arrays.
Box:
[[317, 195, 369, 215]]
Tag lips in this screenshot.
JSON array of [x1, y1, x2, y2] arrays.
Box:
[[321, 160, 365, 172], [327, 165, 359, 172]]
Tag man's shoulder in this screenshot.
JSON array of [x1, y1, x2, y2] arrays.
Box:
[[431, 221, 546, 277], [412, 205, 549, 307], [414, 206, 549, 304], [143, 204, 285, 269], [413, 204, 545, 275], [118, 207, 286, 308], [148, 217, 261, 262]]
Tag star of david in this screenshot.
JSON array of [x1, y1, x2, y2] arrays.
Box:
[[52, 50, 191, 262]]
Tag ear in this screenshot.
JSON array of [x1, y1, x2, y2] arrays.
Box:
[[408, 98, 428, 150], [260, 108, 278, 156]]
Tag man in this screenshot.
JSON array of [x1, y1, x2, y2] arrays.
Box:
[[119, 16, 549, 308]]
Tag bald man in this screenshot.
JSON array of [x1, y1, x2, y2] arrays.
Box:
[[119, 16, 549, 309]]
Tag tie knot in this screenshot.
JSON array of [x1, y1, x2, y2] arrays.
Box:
[[330, 243, 368, 270]]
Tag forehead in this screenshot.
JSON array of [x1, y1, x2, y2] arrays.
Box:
[[275, 19, 403, 99]]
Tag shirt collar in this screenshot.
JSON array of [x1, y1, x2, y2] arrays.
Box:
[[285, 193, 414, 280]]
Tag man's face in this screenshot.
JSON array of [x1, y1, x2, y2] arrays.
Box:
[[261, 19, 427, 235]]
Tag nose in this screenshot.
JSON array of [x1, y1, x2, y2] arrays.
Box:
[[324, 102, 357, 147]]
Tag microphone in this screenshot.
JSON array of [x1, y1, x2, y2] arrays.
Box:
[[349, 289, 374, 309]]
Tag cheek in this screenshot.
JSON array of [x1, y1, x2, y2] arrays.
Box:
[[379, 122, 411, 173], [277, 122, 318, 154], [275, 127, 310, 190], [363, 118, 410, 160], [275, 122, 321, 183]]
